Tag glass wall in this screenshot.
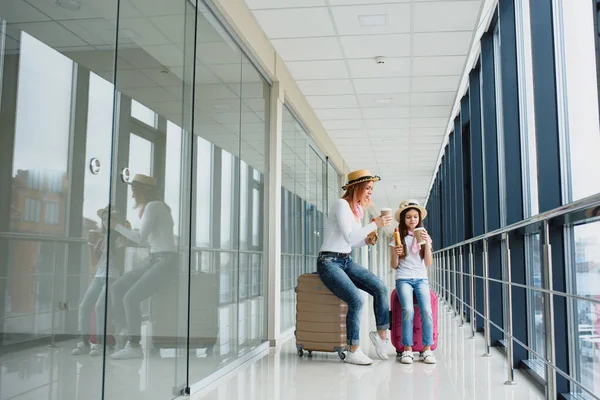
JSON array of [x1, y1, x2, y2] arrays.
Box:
[[426, 1, 600, 398], [0, 1, 269, 399], [279, 106, 326, 334]]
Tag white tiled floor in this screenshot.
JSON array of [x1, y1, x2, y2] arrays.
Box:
[[191, 301, 545, 400], [0, 297, 545, 400]]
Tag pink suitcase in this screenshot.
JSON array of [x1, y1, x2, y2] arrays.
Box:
[[390, 288, 439, 354]]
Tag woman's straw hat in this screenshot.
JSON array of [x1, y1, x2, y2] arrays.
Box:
[[342, 169, 381, 191]]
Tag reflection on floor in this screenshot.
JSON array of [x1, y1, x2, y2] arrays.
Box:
[[0, 332, 262, 400], [191, 303, 545, 400]]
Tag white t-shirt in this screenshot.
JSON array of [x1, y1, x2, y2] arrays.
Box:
[[389, 236, 428, 280], [320, 199, 377, 254], [116, 201, 175, 253]]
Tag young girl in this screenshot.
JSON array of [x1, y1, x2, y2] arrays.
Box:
[[72, 206, 129, 356], [390, 200, 436, 365]]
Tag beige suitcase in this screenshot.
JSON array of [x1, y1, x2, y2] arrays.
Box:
[[151, 272, 218, 353], [295, 273, 347, 360]]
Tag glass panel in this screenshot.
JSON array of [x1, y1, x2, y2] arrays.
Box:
[[572, 222, 600, 397], [0, 1, 118, 399], [188, 1, 242, 384], [101, 0, 195, 398], [126, 134, 154, 226], [515, 0, 539, 217], [556, 1, 600, 201], [131, 99, 157, 128], [525, 233, 545, 375], [238, 51, 269, 355]]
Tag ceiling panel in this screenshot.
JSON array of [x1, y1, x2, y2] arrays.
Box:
[[245, 0, 326, 9], [271, 37, 343, 61], [314, 108, 363, 120], [296, 79, 355, 96], [357, 93, 410, 108], [413, 31, 473, 56], [412, 75, 461, 92], [330, 4, 411, 36], [353, 78, 409, 94], [348, 57, 410, 78], [362, 107, 409, 119], [306, 95, 358, 109], [340, 34, 410, 59], [4, 0, 50, 23], [252, 8, 334, 39], [286, 60, 349, 80], [411, 92, 456, 106], [412, 55, 465, 76], [365, 118, 409, 129], [413, 1, 481, 33]]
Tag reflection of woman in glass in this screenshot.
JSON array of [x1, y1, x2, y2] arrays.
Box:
[[72, 206, 128, 357], [109, 174, 177, 360]]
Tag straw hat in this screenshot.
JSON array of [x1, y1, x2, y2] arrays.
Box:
[[394, 199, 428, 223], [342, 169, 381, 191], [129, 174, 156, 187], [96, 205, 121, 219]]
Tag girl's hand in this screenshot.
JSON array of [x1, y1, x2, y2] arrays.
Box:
[[374, 215, 392, 228], [420, 230, 432, 245], [394, 245, 404, 257]]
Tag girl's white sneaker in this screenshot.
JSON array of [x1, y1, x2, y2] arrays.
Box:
[[421, 350, 436, 364]]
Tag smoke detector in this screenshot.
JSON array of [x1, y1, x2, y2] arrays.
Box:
[[375, 56, 386, 65]]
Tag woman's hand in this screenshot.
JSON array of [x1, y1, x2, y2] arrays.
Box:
[[87, 231, 100, 245], [394, 245, 404, 257], [374, 214, 392, 228], [366, 231, 378, 245]]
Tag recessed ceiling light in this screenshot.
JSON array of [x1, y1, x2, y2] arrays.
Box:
[[358, 14, 388, 27], [375, 98, 393, 105], [213, 104, 232, 110], [55, 0, 81, 11]]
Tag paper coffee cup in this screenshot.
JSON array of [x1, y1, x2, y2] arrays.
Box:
[[414, 227, 427, 245], [380, 207, 392, 217], [380, 208, 392, 227]]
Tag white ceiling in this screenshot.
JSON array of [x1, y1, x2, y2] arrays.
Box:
[[245, 0, 484, 209]]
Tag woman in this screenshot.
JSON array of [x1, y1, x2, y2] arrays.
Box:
[[317, 169, 393, 365], [109, 174, 177, 360]]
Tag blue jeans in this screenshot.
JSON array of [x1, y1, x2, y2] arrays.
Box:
[[317, 254, 389, 346], [395, 278, 433, 347]]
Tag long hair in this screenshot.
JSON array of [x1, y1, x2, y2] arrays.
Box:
[[397, 207, 425, 260], [131, 184, 171, 213], [342, 181, 371, 219]]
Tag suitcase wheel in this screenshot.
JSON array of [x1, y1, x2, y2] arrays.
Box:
[[396, 351, 401, 357], [298, 349, 304, 357], [338, 351, 345, 360]]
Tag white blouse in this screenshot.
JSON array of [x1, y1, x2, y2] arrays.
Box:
[[320, 199, 377, 254]]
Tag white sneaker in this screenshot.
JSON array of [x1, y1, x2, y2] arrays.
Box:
[[344, 348, 373, 366], [89, 344, 103, 357], [71, 342, 90, 356], [399, 350, 414, 364], [369, 331, 389, 360], [110, 343, 143, 360], [421, 350, 436, 364]]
